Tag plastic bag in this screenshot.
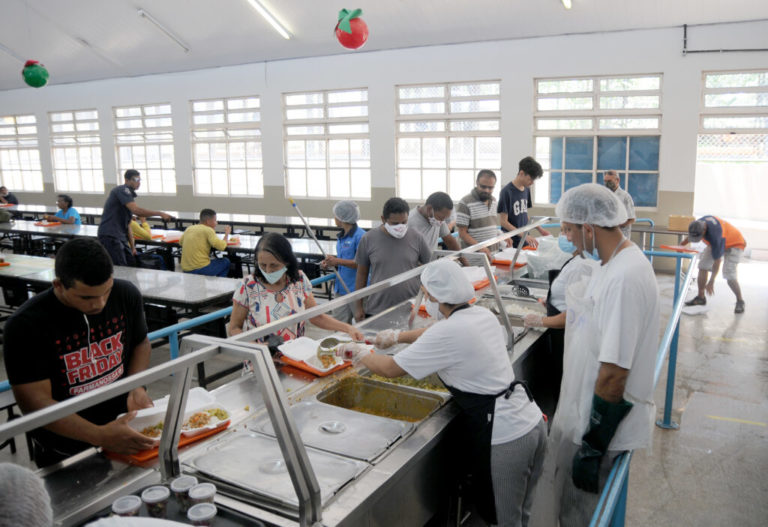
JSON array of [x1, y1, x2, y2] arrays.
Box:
[[524, 236, 572, 279]]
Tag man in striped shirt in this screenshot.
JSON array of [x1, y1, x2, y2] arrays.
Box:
[[456, 169, 504, 257]]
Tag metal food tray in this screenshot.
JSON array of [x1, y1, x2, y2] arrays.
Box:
[[249, 400, 412, 462], [190, 431, 368, 510]]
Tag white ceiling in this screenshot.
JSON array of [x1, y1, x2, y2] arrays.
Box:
[[0, 0, 767, 91]]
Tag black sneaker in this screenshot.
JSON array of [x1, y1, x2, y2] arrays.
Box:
[[735, 301, 745, 314], [685, 296, 706, 306]]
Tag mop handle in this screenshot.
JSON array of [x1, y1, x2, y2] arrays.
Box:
[[290, 199, 351, 295]]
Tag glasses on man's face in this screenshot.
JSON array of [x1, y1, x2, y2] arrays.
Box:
[[132, 178, 141, 182], [477, 184, 494, 191]]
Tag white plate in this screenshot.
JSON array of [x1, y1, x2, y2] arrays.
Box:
[[278, 336, 351, 372], [120, 388, 227, 442]]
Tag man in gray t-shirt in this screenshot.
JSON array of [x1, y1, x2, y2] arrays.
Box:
[[604, 170, 636, 239], [407, 191, 462, 251], [355, 198, 432, 319]]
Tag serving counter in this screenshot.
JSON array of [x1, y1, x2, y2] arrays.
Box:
[[0, 221, 554, 526]]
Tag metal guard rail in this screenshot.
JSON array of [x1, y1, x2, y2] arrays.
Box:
[[589, 249, 698, 527], [0, 273, 342, 394]]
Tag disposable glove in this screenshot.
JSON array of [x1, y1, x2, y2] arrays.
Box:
[[374, 329, 400, 349], [523, 314, 544, 327], [572, 394, 633, 493], [335, 343, 372, 364]]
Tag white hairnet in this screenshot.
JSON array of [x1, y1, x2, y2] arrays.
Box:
[[420, 259, 475, 304], [332, 200, 360, 224], [555, 183, 628, 227], [0, 463, 53, 527]]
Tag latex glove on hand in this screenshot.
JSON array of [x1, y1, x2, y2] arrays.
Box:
[[374, 329, 400, 349], [524, 314, 544, 328], [335, 343, 372, 364]]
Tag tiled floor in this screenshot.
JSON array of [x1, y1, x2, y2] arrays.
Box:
[[1, 259, 766, 526]]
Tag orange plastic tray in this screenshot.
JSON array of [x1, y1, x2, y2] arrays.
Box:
[[134, 234, 165, 240], [227, 240, 241, 246], [660, 244, 698, 254], [0, 203, 13, 208], [492, 259, 527, 268], [106, 420, 230, 464], [0, 262, 10, 267], [34, 221, 61, 227], [472, 276, 499, 290], [279, 354, 352, 377]]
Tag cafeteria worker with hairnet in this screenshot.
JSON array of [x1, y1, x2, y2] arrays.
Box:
[[550, 183, 659, 526], [339, 259, 547, 526]]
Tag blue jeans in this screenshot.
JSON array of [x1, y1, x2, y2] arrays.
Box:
[[186, 257, 230, 277]]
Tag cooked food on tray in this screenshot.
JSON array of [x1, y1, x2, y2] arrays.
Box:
[[141, 422, 163, 438]]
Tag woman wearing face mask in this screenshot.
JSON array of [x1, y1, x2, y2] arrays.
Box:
[[228, 232, 364, 341], [343, 259, 547, 527]]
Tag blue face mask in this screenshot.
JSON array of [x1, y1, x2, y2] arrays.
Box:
[[558, 234, 577, 254], [261, 266, 287, 284], [581, 226, 601, 261]]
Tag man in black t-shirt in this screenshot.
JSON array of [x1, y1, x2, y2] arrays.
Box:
[[498, 156, 551, 248], [5, 239, 156, 467], [97, 169, 173, 266]]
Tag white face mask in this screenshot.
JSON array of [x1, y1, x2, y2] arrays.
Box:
[[429, 215, 444, 228], [384, 223, 408, 239], [425, 298, 444, 320]]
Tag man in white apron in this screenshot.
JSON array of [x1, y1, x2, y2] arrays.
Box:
[[550, 183, 660, 526]]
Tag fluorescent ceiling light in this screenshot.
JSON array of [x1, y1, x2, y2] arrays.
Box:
[[246, 0, 292, 40], [138, 8, 191, 53], [562, 0, 573, 9]]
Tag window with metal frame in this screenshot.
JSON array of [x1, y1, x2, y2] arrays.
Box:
[[49, 109, 104, 192], [395, 81, 501, 201], [700, 70, 768, 131], [534, 74, 662, 206], [283, 88, 370, 199], [0, 114, 44, 192], [695, 70, 768, 220], [113, 103, 176, 194], [191, 96, 263, 196]]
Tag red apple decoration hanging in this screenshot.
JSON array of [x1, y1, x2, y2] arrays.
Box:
[[335, 8, 368, 50]]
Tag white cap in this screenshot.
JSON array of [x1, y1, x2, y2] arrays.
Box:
[[555, 183, 628, 227], [333, 200, 360, 224], [420, 259, 475, 304], [187, 502, 217, 522], [0, 463, 53, 527]]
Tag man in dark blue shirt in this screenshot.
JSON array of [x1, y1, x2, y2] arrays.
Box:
[[498, 157, 551, 247], [97, 170, 173, 266]]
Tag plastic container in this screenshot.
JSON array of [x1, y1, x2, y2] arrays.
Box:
[[187, 502, 217, 526], [111, 495, 142, 517], [141, 485, 171, 518], [188, 482, 216, 505], [170, 474, 199, 512]]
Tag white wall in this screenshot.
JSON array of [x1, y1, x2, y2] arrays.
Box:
[[1, 20, 767, 212]]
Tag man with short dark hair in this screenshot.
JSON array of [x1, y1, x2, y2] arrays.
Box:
[[498, 156, 551, 248], [354, 197, 432, 321], [0, 185, 19, 205], [407, 191, 462, 252], [97, 169, 173, 266], [456, 169, 503, 257], [603, 170, 636, 239], [179, 208, 232, 277], [4, 238, 156, 467]]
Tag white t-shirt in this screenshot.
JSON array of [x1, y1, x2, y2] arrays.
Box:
[[393, 306, 542, 445], [586, 244, 660, 450]]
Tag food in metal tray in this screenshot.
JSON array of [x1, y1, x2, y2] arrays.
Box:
[[369, 373, 448, 393]]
